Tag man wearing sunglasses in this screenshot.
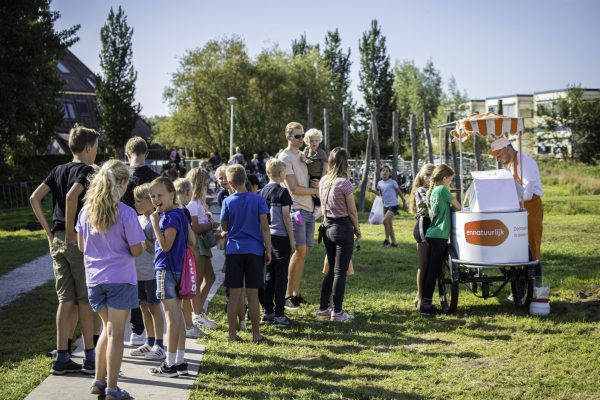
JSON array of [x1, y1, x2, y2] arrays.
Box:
[[277, 122, 320, 309]]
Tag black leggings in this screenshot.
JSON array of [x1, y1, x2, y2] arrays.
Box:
[[319, 217, 354, 312], [421, 238, 448, 306]]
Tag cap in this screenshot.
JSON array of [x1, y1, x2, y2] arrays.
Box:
[[489, 138, 511, 157]]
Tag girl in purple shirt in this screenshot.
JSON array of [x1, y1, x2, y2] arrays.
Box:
[[76, 160, 145, 400]]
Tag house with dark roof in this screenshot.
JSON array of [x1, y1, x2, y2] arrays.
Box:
[[48, 49, 152, 154]]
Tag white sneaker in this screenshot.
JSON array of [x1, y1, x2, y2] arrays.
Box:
[[193, 313, 218, 330], [185, 326, 206, 339], [130, 343, 152, 357], [144, 345, 166, 360], [129, 331, 146, 346]]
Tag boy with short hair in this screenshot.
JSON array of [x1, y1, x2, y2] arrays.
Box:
[[121, 136, 159, 346], [259, 159, 295, 328], [30, 124, 99, 375], [220, 165, 272, 342]]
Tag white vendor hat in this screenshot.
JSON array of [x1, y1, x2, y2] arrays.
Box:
[[489, 138, 511, 157]]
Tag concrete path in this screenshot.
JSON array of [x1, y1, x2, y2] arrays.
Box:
[[0, 253, 53, 308], [26, 248, 226, 400]]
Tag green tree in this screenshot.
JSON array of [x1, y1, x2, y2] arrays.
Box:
[[96, 6, 141, 156], [358, 19, 395, 155], [537, 85, 600, 164], [323, 29, 353, 148], [393, 60, 423, 151], [291, 33, 318, 57], [0, 0, 78, 171]]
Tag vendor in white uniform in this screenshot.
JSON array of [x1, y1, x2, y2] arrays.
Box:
[[490, 138, 543, 272]]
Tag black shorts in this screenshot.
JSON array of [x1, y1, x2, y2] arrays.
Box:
[[413, 217, 431, 243], [225, 254, 264, 289], [384, 205, 400, 215]]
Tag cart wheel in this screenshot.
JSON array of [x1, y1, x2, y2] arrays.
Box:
[[438, 249, 459, 314], [510, 270, 533, 309]]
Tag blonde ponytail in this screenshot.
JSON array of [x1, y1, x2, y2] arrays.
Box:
[[84, 160, 129, 233]]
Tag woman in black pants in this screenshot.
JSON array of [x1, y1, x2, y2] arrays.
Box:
[[315, 147, 361, 322]]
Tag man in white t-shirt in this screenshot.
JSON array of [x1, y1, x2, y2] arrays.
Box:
[[278, 122, 320, 309]]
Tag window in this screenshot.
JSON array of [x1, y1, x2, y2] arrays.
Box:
[[86, 76, 95, 88], [62, 101, 76, 120], [536, 100, 554, 113], [488, 106, 497, 113], [76, 99, 89, 116], [57, 62, 70, 74], [503, 103, 516, 117]]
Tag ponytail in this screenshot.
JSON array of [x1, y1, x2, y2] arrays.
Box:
[[84, 160, 129, 233]]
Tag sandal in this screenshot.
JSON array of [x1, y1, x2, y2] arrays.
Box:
[[106, 386, 132, 400]]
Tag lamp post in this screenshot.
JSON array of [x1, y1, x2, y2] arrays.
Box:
[[227, 96, 238, 161]]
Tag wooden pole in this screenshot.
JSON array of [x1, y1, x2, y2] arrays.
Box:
[[342, 107, 349, 150], [392, 111, 399, 180], [359, 123, 373, 212], [306, 98, 313, 129], [423, 112, 434, 163], [410, 114, 419, 179], [323, 108, 330, 152], [372, 110, 381, 177]]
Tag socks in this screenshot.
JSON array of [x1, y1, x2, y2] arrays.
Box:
[[57, 349, 69, 363], [175, 350, 185, 365], [67, 338, 73, 354], [93, 334, 100, 347], [146, 337, 155, 347], [156, 338, 164, 349], [84, 348, 95, 362], [166, 352, 176, 367]]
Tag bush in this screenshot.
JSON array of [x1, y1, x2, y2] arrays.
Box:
[[539, 159, 600, 195]]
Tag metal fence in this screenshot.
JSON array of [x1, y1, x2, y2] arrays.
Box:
[[0, 180, 44, 210]]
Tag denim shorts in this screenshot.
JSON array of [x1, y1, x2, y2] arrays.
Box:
[[87, 283, 139, 312], [292, 209, 315, 247], [156, 269, 180, 300], [138, 279, 160, 305]]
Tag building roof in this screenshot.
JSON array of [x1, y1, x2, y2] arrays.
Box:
[[485, 94, 534, 100], [533, 88, 600, 95], [58, 49, 97, 94]]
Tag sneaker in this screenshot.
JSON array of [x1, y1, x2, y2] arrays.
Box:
[[285, 296, 300, 310], [145, 345, 166, 361], [193, 313, 218, 330], [261, 313, 275, 324], [129, 331, 146, 346], [82, 358, 95, 375], [90, 380, 106, 396], [106, 386, 132, 400], [50, 358, 82, 375], [380, 240, 390, 247], [148, 361, 178, 378], [186, 326, 206, 339], [273, 315, 293, 328], [390, 242, 398, 248], [419, 305, 438, 317], [130, 343, 152, 357], [315, 308, 332, 320], [176, 362, 189, 376], [331, 310, 355, 322]]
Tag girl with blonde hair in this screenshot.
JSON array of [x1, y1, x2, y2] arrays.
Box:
[[185, 167, 220, 330], [408, 163, 435, 308], [76, 160, 146, 399]]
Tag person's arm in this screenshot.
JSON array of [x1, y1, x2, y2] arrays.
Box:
[[260, 214, 272, 266], [368, 177, 379, 194], [521, 157, 541, 201], [345, 192, 361, 241], [284, 174, 319, 197], [144, 238, 155, 254], [281, 205, 295, 254], [129, 242, 144, 257], [65, 183, 84, 244], [30, 183, 53, 246], [150, 212, 177, 252], [395, 187, 407, 208], [219, 220, 228, 238], [451, 198, 461, 211], [190, 215, 213, 234], [77, 233, 84, 253]]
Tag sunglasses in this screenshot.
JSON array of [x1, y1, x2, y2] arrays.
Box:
[[292, 134, 305, 139]]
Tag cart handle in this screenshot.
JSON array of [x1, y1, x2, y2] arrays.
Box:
[[450, 259, 539, 268]]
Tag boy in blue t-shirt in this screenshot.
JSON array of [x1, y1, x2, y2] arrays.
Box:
[[220, 165, 271, 342], [259, 159, 295, 328]]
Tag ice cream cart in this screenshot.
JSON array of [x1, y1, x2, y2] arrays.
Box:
[[436, 113, 539, 313]]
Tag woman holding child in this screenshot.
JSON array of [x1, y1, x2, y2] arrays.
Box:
[[315, 147, 361, 322]]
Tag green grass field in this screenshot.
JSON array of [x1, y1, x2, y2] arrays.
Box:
[[0, 161, 599, 399]]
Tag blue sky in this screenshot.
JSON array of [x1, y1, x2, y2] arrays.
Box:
[[52, 0, 600, 117]]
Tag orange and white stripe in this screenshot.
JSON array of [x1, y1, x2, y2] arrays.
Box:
[[451, 113, 524, 141]]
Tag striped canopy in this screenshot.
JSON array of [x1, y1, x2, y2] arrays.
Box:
[[451, 112, 524, 141]]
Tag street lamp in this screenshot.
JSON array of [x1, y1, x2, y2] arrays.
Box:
[[227, 96, 238, 160]]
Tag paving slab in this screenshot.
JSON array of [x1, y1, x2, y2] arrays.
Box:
[[26, 248, 225, 400]]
